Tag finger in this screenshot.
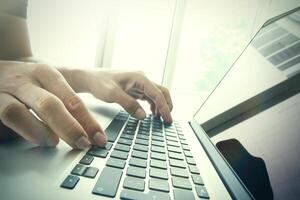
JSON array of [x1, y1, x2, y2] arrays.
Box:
[[142, 79, 172, 123], [147, 98, 156, 114], [9, 83, 91, 150], [138, 95, 156, 114], [156, 84, 173, 111], [0, 93, 59, 147], [33, 66, 107, 147], [113, 87, 146, 119]]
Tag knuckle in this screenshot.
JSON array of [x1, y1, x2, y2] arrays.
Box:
[[64, 94, 88, 116], [37, 95, 62, 116], [33, 64, 52, 76], [65, 94, 84, 113], [33, 64, 62, 79], [1, 103, 26, 124]]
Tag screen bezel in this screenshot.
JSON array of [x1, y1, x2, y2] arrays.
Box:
[[190, 7, 300, 200]]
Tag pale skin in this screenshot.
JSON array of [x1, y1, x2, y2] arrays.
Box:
[[0, 13, 173, 149]]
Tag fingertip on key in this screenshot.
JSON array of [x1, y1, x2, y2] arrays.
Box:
[[93, 131, 107, 147]]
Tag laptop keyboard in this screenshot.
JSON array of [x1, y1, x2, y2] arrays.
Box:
[[61, 111, 210, 200]]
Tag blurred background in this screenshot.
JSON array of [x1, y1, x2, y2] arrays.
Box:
[[27, 0, 299, 117]]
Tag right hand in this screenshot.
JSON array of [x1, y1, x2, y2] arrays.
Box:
[[0, 60, 107, 149]]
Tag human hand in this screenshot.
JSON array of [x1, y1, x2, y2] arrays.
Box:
[[0, 61, 107, 149], [74, 70, 173, 123]]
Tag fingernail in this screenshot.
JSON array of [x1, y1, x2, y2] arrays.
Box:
[[135, 108, 146, 119], [93, 132, 107, 147], [75, 136, 91, 150]]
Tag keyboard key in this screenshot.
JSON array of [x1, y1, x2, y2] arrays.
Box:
[[150, 168, 168, 180], [152, 140, 165, 147], [166, 136, 178, 142], [167, 141, 180, 147], [71, 164, 86, 176], [105, 142, 113, 150], [195, 185, 209, 199], [133, 144, 149, 152], [167, 146, 181, 153], [186, 157, 196, 165], [181, 144, 190, 151], [121, 189, 143, 199], [165, 132, 177, 138], [180, 140, 188, 145], [188, 165, 200, 174], [127, 166, 146, 178], [129, 158, 147, 168], [149, 178, 170, 192], [183, 150, 193, 158], [152, 132, 164, 137], [118, 138, 133, 146], [87, 147, 108, 158], [147, 190, 170, 199], [152, 135, 165, 142], [178, 135, 185, 140], [138, 130, 150, 135], [173, 188, 195, 200], [106, 157, 126, 169], [170, 167, 189, 178], [165, 129, 176, 133], [61, 175, 80, 189], [121, 134, 134, 140], [120, 189, 170, 200], [114, 144, 131, 152], [83, 167, 99, 178], [192, 175, 204, 185], [136, 134, 149, 140], [106, 118, 127, 142], [123, 129, 135, 135], [110, 150, 129, 160], [123, 176, 145, 191], [150, 159, 167, 170], [168, 152, 184, 160], [177, 131, 183, 136], [172, 177, 192, 190], [169, 159, 186, 168], [132, 150, 148, 160], [92, 167, 123, 197], [151, 152, 166, 161], [151, 146, 166, 154], [79, 155, 94, 165], [135, 138, 149, 146]]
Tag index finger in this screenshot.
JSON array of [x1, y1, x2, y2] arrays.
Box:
[[141, 78, 172, 123], [33, 65, 107, 147]]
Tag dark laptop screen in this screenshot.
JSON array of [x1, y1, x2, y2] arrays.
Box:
[[195, 9, 300, 200]]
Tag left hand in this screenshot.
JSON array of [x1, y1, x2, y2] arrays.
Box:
[[65, 69, 173, 123]]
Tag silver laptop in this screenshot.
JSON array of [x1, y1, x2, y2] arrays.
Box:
[[1, 7, 300, 200]]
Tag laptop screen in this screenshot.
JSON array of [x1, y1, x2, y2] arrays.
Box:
[[194, 8, 300, 200]]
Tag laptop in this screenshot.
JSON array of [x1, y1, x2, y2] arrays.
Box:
[[0, 7, 300, 200]]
